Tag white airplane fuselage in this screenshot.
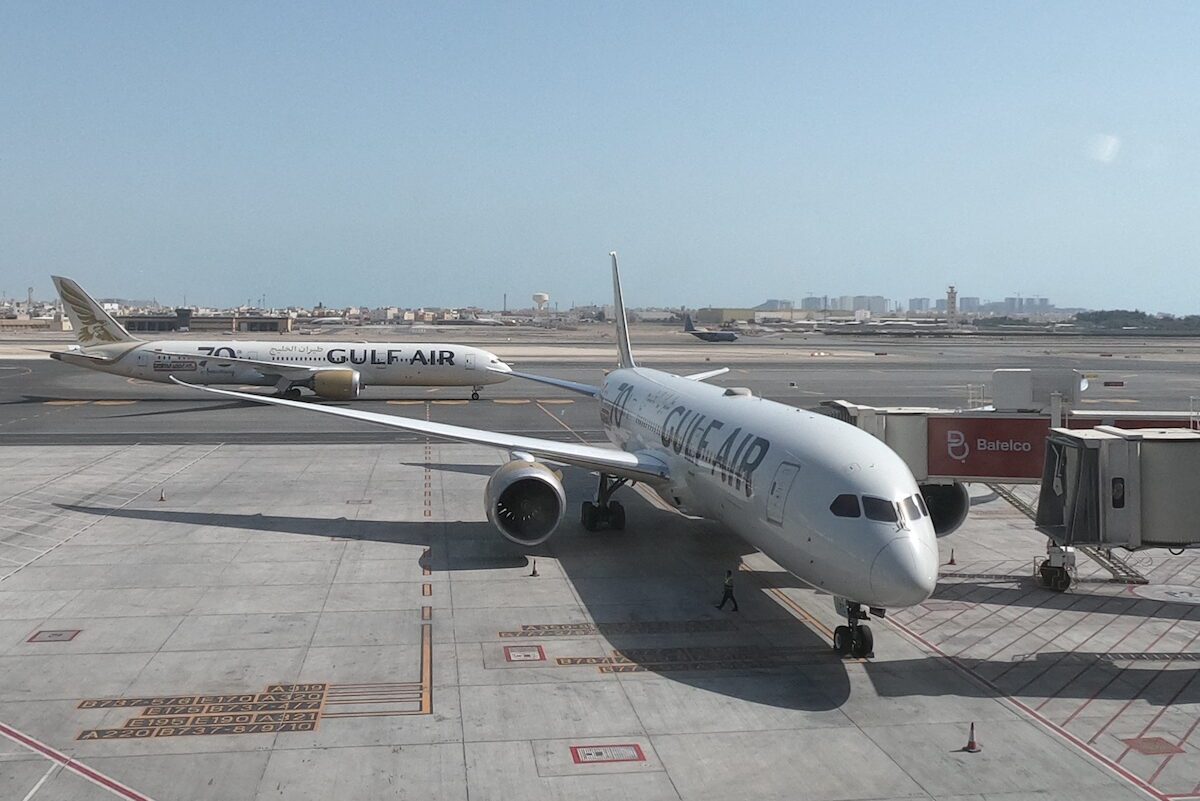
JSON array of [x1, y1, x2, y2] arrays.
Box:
[[597, 367, 938, 609], [62, 340, 511, 388]]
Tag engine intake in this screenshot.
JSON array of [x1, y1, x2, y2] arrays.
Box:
[[919, 481, 970, 536], [311, 369, 361, 400], [485, 461, 566, 546]]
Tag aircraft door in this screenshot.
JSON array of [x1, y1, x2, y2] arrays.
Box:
[[464, 352, 476, 371], [766, 462, 801, 524]]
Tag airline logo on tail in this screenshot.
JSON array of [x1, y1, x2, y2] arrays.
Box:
[[51, 276, 137, 347]]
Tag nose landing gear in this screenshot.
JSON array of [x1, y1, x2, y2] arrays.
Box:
[[471, 385, 482, 401], [580, 473, 628, 531], [833, 601, 874, 659]]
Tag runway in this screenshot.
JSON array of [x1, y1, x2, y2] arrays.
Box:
[[5, 332, 1200, 445], [0, 332, 1198, 800]]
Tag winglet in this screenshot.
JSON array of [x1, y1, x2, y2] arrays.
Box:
[[611, 252, 635, 369]]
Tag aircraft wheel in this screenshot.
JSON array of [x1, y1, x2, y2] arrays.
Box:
[[1040, 564, 1071, 592], [608, 501, 625, 530], [851, 625, 873, 658], [833, 625, 853, 656], [580, 501, 598, 531], [471, 391, 480, 400], [283, 387, 302, 400]]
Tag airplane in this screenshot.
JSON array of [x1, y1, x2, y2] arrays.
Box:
[[49, 276, 513, 400], [173, 254, 949, 658], [684, 314, 738, 342]]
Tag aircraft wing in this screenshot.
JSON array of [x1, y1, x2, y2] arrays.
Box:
[[169, 378, 669, 483], [151, 350, 323, 380]]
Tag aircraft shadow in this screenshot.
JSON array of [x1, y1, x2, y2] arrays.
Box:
[[59, 468, 853, 711], [864, 654, 1200, 706], [931, 580, 1200, 622]]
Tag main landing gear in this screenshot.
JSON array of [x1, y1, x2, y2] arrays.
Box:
[[471, 385, 483, 401], [580, 473, 628, 531], [281, 387, 303, 400], [833, 601, 874, 659]]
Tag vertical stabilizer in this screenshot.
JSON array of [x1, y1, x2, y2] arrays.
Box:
[[610, 252, 636, 369], [51, 276, 138, 347], [683, 314, 696, 333]]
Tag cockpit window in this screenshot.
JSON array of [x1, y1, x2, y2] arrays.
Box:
[[902, 495, 922, 520], [915, 493, 929, 517], [862, 496, 899, 522], [829, 494, 861, 518]]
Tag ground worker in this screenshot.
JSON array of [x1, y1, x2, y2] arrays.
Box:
[[716, 569, 739, 612]]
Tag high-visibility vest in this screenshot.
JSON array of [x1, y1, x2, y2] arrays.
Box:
[[723, 576, 733, 589]]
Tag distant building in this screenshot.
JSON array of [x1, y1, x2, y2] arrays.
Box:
[[695, 308, 757, 324], [800, 296, 825, 311], [909, 297, 930, 312], [119, 309, 293, 333], [959, 296, 980, 313]]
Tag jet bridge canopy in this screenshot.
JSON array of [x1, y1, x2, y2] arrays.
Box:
[[1035, 427, 1200, 550]]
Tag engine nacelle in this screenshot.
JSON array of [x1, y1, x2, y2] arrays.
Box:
[[485, 460, 566, 546], [311, 369, 361, 400], [919, 481, 970, 536]]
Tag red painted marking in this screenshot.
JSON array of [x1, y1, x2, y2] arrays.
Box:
[[1041, 599, 1170, 715], [1085, 617, 1200, 746], [1016, 596, 1127, 699], [1148, 710, 1200, 784], [569, 743, 646, 764], [888, 618, 1171, 801], [913, 583, 1013, 639], [1115, 667, 1200, 763], [0, 720, 156, 801], [988, 592, 1096, 684]]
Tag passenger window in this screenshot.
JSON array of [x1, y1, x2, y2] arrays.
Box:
[[830, 494, 861, 518], [902, 495, 921, 520], [863, 496, 899, 522]]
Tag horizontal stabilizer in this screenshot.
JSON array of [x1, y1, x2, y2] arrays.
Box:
[[684, 367, 730, 382], [493, 367, 599, 398]]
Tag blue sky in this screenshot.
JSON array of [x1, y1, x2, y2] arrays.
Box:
[[3, 2, 1199, 312]]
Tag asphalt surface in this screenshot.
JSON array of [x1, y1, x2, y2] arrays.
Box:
[[4, 333, 1200, 445]]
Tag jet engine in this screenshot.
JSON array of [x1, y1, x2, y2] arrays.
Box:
[[918, 481, 970, 536], [485, 461, 566, 546], [311, 369, 361, 400]]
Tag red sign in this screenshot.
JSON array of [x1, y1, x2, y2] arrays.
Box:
[[927, 416, 1049, 480]]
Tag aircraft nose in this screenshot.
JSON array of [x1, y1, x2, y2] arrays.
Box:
[[869, 535, 938, 608]]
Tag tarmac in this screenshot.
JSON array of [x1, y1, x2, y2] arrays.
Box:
[[0, 332, 1198, 800]]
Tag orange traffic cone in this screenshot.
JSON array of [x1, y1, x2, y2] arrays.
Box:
[[947, 548, 956, 566], [158, 488, 166, 502], [963, 722, 981, 753], [528, 559, 539, 578]]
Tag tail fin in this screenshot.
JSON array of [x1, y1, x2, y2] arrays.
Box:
[[683, 314, 696, 332], [610, 252, 636, 369], [51, 276, 138, 347]]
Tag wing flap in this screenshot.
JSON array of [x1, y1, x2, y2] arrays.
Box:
[[169, 378, 669, 483]]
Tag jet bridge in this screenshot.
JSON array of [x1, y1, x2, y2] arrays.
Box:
[[1036, 426, 1200, 551]]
